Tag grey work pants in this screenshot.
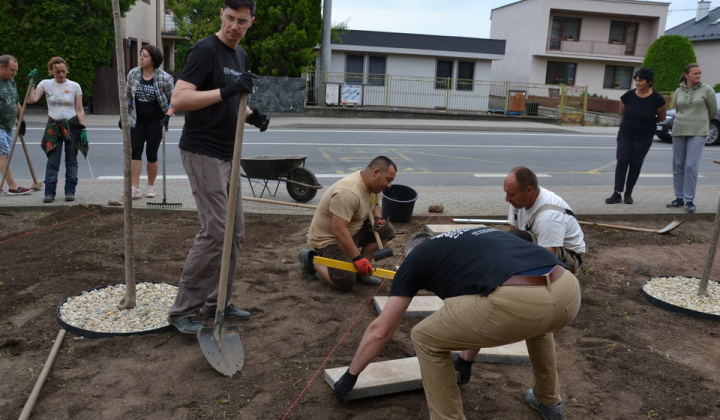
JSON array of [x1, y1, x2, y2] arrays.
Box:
[[411, 270, 581, 419], [671, 135, 706, 202], [168, 150, 244, 321]]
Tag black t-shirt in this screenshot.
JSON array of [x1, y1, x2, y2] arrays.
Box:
[[619, 89, 666, 137], [178, 35, 248, 160], [389, 227, 562, 299], [135, 78, 164, 121]]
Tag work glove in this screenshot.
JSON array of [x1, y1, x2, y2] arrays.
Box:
[[117, 118, 122, 130], [333, 369, 358, 404], [373, 217, 385, 232], [79, 129, 88, 145], [454, 356, 473, 385], [18, 120, 26, 136], [162, 114, 171, 132], [352, 255, 373, 276], [219, 72, 257, 100], [28, 69, 39, 80], [248, 108, 270, 132]]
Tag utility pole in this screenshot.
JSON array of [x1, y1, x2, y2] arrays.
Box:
[[319, 0, 332, 106]]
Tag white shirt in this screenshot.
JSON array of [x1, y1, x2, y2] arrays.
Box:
[[507, 187, 586, 253], [37, 79, 82, 121]]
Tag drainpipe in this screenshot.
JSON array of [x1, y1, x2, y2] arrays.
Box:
[[319, 0, 332, 107]]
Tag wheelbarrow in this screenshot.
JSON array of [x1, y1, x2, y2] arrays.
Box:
[[240, 155, 323, 203]]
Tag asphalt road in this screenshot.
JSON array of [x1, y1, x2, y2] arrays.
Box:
[[10, 126, 720, 189]]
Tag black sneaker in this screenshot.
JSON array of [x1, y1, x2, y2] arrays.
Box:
[[525, 389, 563, 420], [298, 249, 319, 280], [356, 275, 383, 286], [605, 192, 622, 204], [666, 198, 684, 208], [200, 304, 250, 320], [624, 193, 633, 204], [685, 202, 696, 213], [167, 316, 203, 335]]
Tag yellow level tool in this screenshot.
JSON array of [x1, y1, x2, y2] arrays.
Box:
[[313, 256, 396, 280]]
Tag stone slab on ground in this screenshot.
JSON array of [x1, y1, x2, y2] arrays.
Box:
[[426, 224, 485, 235], [325, 357, 426, 401], [373, 295, 443, 317]]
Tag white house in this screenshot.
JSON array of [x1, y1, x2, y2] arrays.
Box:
[[665, 1, 720, 88], [489, 0, 669, 99], [323, 30, 505, 110], [121, 0, 180, 72]]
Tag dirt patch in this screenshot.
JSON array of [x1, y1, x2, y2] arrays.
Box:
[[1, 207, 720, 419]]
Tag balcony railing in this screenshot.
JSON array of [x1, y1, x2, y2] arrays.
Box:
[[546, 38, 649, 58], [163, 10, 176, 32]]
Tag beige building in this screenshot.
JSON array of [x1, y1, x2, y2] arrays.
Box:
[[489, 0, 669, 99], [121, 0, 180, 72]]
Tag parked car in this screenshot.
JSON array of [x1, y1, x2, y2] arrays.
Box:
[[655, 92, 720, 146]]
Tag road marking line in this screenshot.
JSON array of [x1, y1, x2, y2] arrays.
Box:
[[473, 174, 551, 177]]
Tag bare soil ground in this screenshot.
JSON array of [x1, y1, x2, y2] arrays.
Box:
[[1, 206, 720, 419]]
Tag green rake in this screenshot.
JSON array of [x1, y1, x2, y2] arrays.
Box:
[[148, 127, 182, 208]]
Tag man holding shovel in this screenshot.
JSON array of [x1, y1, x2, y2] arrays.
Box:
[[299, 156, 397, 291], [0, 55, 32, 196], [166, 0, 270, 335]]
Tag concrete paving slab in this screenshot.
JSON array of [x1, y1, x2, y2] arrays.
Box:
[[373, 295, 443, 317], [426, 224, 485, 234], [325, 357, 427, 401]]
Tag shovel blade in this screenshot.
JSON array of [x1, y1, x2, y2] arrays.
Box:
[[197, 325, 245, 376], [658, 220, 684, 234]]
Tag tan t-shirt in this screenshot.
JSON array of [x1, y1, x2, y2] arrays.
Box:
[[308, 171, 378, 249]]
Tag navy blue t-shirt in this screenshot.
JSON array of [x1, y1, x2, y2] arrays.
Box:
[[178, 35, 248, 161], [389, 227, 562, 299]]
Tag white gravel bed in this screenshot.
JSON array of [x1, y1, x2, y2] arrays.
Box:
[[643, 276, 720, 317], [58, 282, 178, 334]]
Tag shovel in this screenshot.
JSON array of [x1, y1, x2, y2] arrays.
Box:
[[197, 92, 249, 377], [368, 209, 394, 261], [451, 218, 684, 235]]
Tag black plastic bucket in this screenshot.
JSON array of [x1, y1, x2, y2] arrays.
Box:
[[381, 184, 418, 223]]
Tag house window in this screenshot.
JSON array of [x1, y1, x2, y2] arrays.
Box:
[[545, 61, 576, 85], [345, 55, 363, 84], [368, 56, 386, 86], [550, 17, 581, 49], [603, 65, 633, 89], [609, 21, 638, 55], [456, 61, 475, 91], [435, 60, 453, 90]]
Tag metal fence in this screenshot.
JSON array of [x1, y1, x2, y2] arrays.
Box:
[[305, 71, 587, 119]]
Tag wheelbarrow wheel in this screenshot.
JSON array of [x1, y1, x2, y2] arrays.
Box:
[[287, 167, 318, 203]]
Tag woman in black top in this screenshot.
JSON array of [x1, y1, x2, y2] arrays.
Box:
[[606, 67, 666, 204]]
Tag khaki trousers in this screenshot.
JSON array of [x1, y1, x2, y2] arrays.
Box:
[[168, 151, 244, 321], [411, 270, 581, 419]]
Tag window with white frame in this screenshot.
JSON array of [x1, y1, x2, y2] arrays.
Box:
[[435, 60, 453, 90], [457, 61, 475, 91], [345, 55, 363, 84], [603, 65, 633, 89], [368, 56, 386, 86]]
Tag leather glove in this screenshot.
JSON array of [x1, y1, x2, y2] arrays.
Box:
[[248, 108, 270, 132], [19, 120, 26, 136], [373, 217, 385, 232], [352, 255, 373, 276], [28, 69, 39, 80], [219, 72, 257, 99], [162, 114, 171, 132], [454, 356, 473, 385], [333, 369, 358, 404]]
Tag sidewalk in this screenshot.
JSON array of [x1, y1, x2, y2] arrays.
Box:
[[2, 113, 716, 218]]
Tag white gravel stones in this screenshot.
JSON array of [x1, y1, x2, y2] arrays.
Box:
[[58, 282, 178, 334], [643, 276, 720, 317]]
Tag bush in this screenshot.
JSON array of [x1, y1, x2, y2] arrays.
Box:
[[714, 83, 720, 93], [642, 35, 697, 92]]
